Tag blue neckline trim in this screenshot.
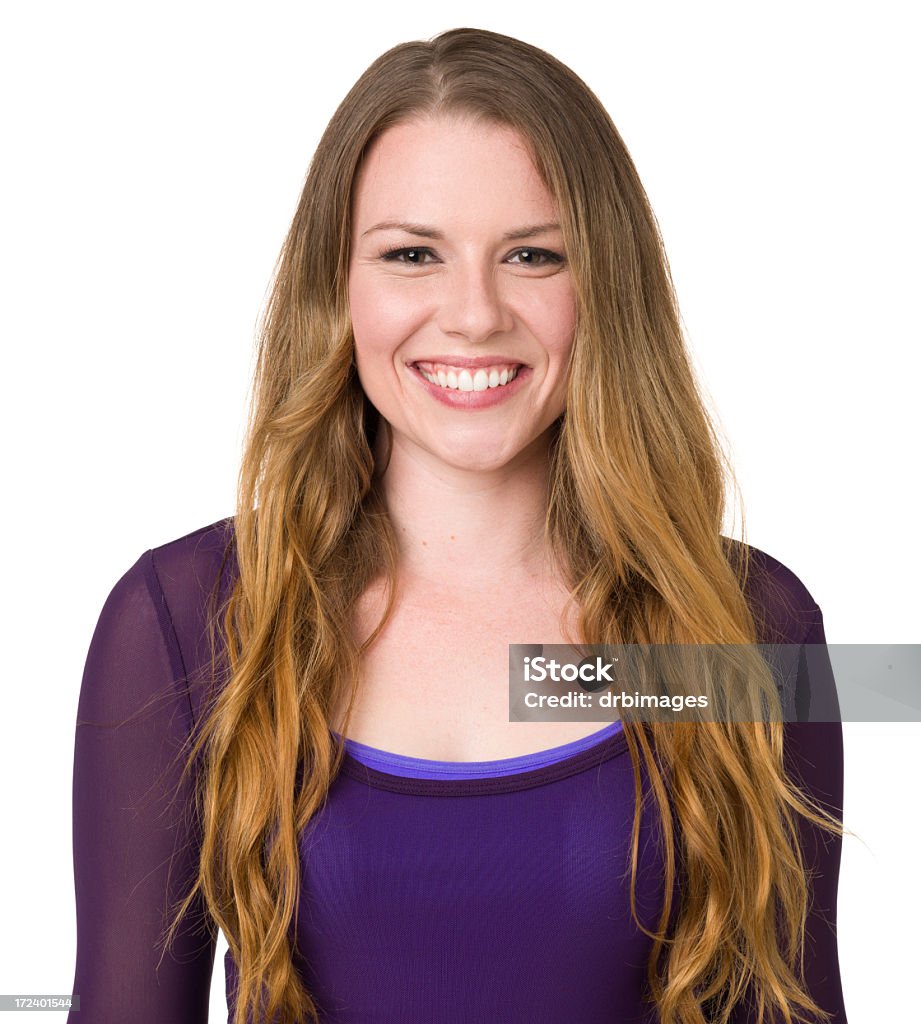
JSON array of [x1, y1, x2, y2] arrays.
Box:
[[331, 721, 624, 780]]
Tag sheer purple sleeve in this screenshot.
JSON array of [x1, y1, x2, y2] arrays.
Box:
[[731, 606, 847, 1022], [68, 550, 216, 1023]]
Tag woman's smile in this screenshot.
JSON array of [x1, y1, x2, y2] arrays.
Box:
[[407, 360, 528, 407], [407, 359, 531, 408]]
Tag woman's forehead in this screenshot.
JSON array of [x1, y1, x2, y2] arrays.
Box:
[[350, 116, 559, 238]]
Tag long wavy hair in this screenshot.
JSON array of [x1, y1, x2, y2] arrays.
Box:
[[160, 27, 844, 1024]]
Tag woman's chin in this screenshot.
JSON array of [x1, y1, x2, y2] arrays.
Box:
[[417, 437, 549, 477], [429, 449, 518, 475]]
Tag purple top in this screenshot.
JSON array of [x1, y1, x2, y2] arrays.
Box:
[[68, 518, 847, 1023]]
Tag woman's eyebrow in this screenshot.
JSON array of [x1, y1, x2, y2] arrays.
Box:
[[502, 222, 561, 241], [360, 220, 562, 240]]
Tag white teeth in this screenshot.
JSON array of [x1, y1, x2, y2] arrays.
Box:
[[419, 365, 520, 391]]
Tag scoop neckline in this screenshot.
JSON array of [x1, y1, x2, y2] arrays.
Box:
[[334, 725, 629, 796]]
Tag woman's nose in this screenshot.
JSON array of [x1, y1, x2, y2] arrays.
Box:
[[435, 262, 514, 343]]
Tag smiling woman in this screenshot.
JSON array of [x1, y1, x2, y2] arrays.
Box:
[[69, 26, 847, 1024], [348, 115, 576, 470]]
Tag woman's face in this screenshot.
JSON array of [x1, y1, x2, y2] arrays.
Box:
[[348, 114, 578, 475]]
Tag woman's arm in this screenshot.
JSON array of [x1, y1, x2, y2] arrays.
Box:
[[732, 608, 848, 1022], [784, 610, 847, 1020], [67, 551, 216, 1023]]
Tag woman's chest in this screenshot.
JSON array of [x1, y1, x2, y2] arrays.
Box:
[[332, 578, 607, 760]]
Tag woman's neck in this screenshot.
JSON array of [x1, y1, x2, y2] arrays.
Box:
[[374, 430, 560, 592]]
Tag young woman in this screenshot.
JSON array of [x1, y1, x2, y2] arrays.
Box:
[[69, 28, 847, 1024]]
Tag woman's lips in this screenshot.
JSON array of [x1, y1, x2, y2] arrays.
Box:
[[407, 361, 530, 408]]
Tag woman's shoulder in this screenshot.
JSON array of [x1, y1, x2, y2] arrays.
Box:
[[147, 515, 237, 578], [88, 517, 239, 716], [142, 515, 239, 656], [724, 536, 825, 645], [78, 517, 239, 745]]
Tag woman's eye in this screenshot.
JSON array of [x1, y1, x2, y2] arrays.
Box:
[[506, 248, 565, 268], [379, 247, 438, 265], [377, 245, 564, 268]]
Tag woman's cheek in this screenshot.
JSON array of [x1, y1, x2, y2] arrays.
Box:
[[349, 275, 433, 351]]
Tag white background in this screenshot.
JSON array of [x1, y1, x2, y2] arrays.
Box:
[[2, 2, 917, 1020]]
